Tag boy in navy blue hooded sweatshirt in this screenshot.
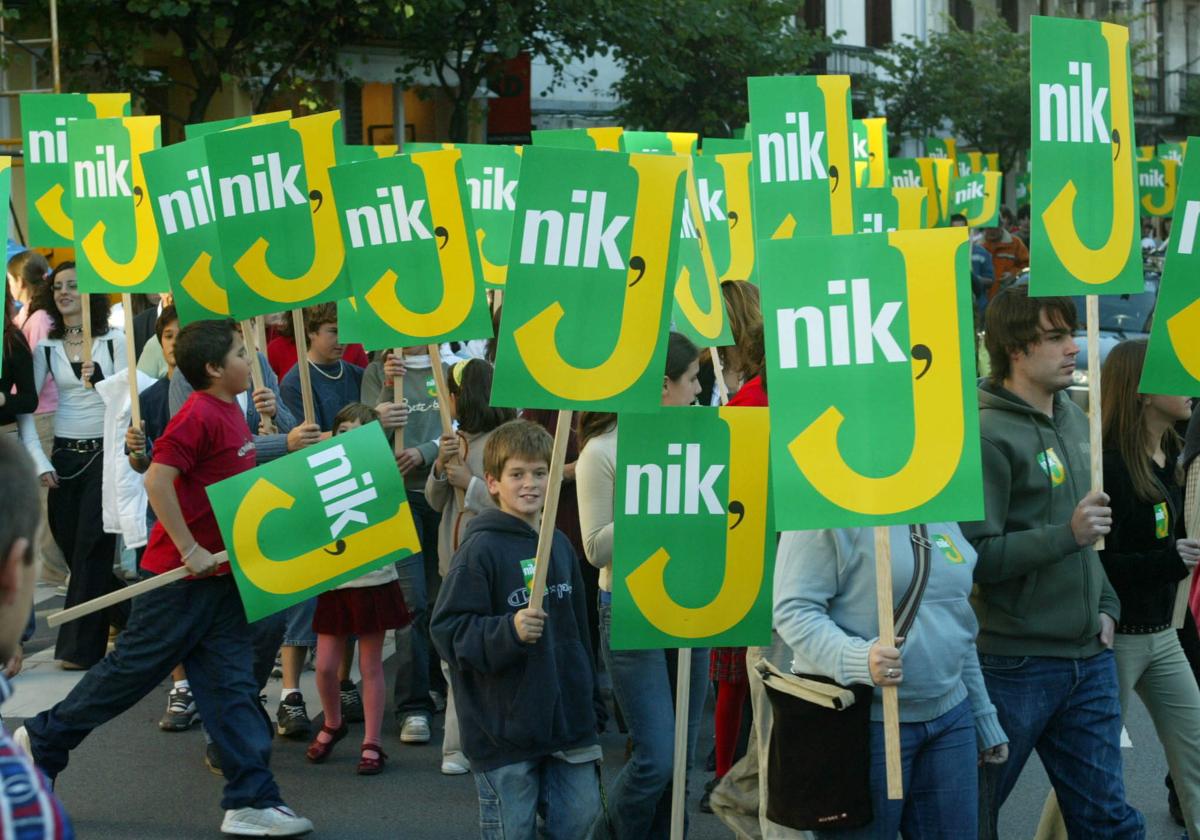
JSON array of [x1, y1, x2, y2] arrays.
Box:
[[431, 419, 600, 839]]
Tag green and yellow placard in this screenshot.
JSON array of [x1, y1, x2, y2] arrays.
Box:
[[889, 157, 925, 188], [203, 111, 349, 319], [853, 186, 927, 233], [925, 136, 957, 171], [958, 150, 1000, 175], [491, 145, 685, 411], [184, 111, 292, 140], [68, 116, 169, 294], [1158, 141, 1186, 167], [458, 143, 522, 287], [759, 226, 982, 529], [1140, 137, 1200, 395], [621, 131, 698, 156], [1030, 16, 1141, 295], [702, 137, 751, 156], [329, 148, 492, 349], [888, 158, 941, 227], [853, 117, 889, 188], [611, 406, 773, 649], [748, 74, 854, 238], [531, 126, 623, 151], [692, 152, 756, 281], [949, 171, 1002, 227], [672, 161, 731, 347], [207, 422, 420, 622], [1139, 158, 1178, 217], [20, 92, 130, 248]]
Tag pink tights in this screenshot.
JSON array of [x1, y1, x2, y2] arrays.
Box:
[[314, 631, 386, 757]]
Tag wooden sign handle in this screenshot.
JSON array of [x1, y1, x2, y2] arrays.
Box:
[[874, 525, 904, 800], [527, 409, 572, 611], [291, 308, 316, 425], [709, 346, 730, 406], [241, 320, 275, 435], [669, 649, 692, 840], [426, 344, 465, 507], [121, 295, 141, 429], [80, 294, 94, 389], [1086, 295, 1105, 551], [392, 348, 406, 453], [47, 559, 225, 627]]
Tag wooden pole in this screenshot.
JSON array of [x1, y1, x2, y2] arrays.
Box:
[[709, 346, 730, 405], [79, 294, 93, 389], [290, 308, 315, 425], [241, 320, 274, 434], [1086, 295, 1104, 551], [527, 409, 572, 611], [1174, 460, 1200, 628], [254, 317, 268, 366], [669, 648, 692, 840], [121, 295, 141, 428], [47, 558, 224, 627], [874, 526, 904, 800], [392, 348, 406, 453]]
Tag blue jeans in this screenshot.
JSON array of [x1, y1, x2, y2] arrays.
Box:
[[26, 574, 282, 811], [475, 757, 600, 840], [282, 597, 317, 648], [392, 488, 442, 722], [978, 650, 1144, 839], [598, 599, 708, 839], [815, 699, 977, 840]]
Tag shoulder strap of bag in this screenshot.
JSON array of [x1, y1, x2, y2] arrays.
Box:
[[893, 524, 932, 640]]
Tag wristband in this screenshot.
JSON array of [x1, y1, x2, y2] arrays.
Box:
[[181, 542, 199, 563]]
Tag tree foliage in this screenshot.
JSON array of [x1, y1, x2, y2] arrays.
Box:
[[605, 0, 831, 136]]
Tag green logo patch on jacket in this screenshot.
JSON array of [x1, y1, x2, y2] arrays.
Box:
[[1036, 447, 1066, 486]]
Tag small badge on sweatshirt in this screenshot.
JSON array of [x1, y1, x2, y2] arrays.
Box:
[[519, 558, 536, 593], [1036, 447, 1066, 487], [1154, 502, 1169, 539], [931, 533, 966, 564], [426, 376, 439, 398]]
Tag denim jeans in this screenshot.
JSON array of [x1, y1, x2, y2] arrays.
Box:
[[282, 597, 317, 648], [475, 757, 600, 840], [392, 488, 442, 722], [814, 699, 977, 840], [598, 599, 709, 839], [978, 649, 1144, 840], [26, 574, 282, 811]]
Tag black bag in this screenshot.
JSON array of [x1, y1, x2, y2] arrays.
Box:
[[761, 525, 933, 830]]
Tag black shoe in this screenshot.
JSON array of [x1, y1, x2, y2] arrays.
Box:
[[275, 692, 311, 739], [1169, 787, 1185, 827], [159, 686, 199, 731], [204, 741, 224, 777], [340, 681, 364, 724]]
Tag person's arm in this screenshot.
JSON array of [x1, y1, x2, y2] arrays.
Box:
[[0, 340, 38, 416], [430, 563, 528, 675], [256, 352, 296, 433], [425, 463, 451, 511], [960, 438, 1080, 583], [18, 345, 53, 476], [773, 529, 876, 686], [960, 640, 1007, 752], [279, 370, 303, 424], [144, 462, 218, 576], [1015, 237, 1030, 271], [576, 438, 615, 571]]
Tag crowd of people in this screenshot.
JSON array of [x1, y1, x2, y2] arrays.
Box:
[[0, 229, 1197, 840]]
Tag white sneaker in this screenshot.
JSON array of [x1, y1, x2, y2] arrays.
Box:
[[12, 726, 31, 758], [400, 715, 431, 744], [221, 805, 313, 837], [441, 758, 469, 775]]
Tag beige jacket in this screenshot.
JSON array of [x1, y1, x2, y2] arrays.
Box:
[[425, 428, 499, 577]]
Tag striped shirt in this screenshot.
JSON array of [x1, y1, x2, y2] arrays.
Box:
[[0, 675, 74, 839]]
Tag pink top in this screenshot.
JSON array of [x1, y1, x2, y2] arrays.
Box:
[[13, 307, 57, 413]]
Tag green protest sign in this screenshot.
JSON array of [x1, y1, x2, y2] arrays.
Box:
[[888, 158, 942, 227], [207, 422, 420, 622], [748, 74, 854, 238], [853, 118, 889, 188], [853, 185, 927, 233], [458, 143, 522, 288], [611, 406, 773, 649], [924, 136, 957, 171], [759, 226, 982, 529], [402, 142, 455, 153], [491, 145, 685, 411], [692, 152, 756, 282], [672, 163, 731, 347], [1016, 169, 1032, 208], [889, 157, 924, 188], [621, 131, 698, 155], [1158, 141, 1186, 167], [184, 111, 291, 140], [1139, 158, 1178, 217], [0, 157, 10, 373], [68, 116, 169, 294], [949, 171, 1002, 227], [531, 127, 623, 151], [142, 137, 230, 323], [20, 93, 130, 248], [958, 151, 1000, 175], [203, 111, 350, 319], [329, 149, 492, 348], [1030, 16, 1141, 296], [702, 137, 750, 156], [1140, 137, 1200, 395]]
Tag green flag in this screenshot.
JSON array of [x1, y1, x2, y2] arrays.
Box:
[[329, 148, 492, 349], [491, 145, 685, 411], [949, 172, 1003, 227], [184, 111, 291, 140], [20, 93, 130, 248], [611, 406, 774, 650], [203, 111, 350, 318], [1140, 138, 1200, 395], [531, 127, 623, 151], [1029, 16, 1141, 295], [748, 74, 855, 238], [1138, 158, 1178, 217], [702, 137, 751, 156], [693, 152, 756, 282], [206, 422, 420, 622], [68, 116, 170, 294], [759, 227, 982, 529], [621, 131, 698, 155]]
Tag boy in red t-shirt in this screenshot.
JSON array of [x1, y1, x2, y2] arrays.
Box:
[[17, 321, 314, 838]]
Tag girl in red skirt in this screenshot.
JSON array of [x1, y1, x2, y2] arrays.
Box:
[[306, 403, 410, 775]]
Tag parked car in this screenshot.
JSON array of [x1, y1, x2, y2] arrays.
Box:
[[1067, 280, 1158, 411]]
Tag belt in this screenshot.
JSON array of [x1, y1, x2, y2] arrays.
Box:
[[1117, 622, 1172, 635], [54, 437, 103, 453]]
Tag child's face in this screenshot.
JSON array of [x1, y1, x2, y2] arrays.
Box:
[[160, 321, 180, 369], [209, 333, 251, 394], [308, 321, 343, 364], [335, 419, 363, 436], [486, 457, 549, 526]]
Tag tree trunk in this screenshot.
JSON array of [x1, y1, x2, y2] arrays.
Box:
[[448, 89, 473, 142]]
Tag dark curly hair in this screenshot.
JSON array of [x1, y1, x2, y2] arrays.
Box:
[[35, 262, 112, 339]]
